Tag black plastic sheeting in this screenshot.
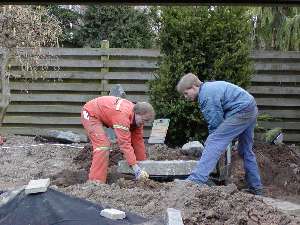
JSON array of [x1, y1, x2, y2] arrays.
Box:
[[0, 188, 154, 225]]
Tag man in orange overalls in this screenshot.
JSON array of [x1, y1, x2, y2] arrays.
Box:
[[81, 96, 155, 183]]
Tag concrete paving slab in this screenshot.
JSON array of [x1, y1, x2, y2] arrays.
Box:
[[262, 197, 300, 217], [148, 119, 170, 144], [25, 178, 50, 194], [166, 208, 184, 225], [117, 160, 198, 176]]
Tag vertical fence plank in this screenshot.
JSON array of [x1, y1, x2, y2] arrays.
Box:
[[100, 40, 109, 96]]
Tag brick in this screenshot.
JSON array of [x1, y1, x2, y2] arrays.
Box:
[[100, 208, 126, 220], [166, 208, 184, 225], [25, 178, 50, 194], [117, 160, 198, 176]]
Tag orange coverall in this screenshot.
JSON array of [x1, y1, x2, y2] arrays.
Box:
[[80, 96, 147, 182]]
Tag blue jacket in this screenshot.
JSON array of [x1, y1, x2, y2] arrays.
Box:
[[198, 81, 256, 134]]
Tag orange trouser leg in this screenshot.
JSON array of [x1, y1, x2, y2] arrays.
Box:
[[134, 148, 147, 161], [81, 109, 110, 183]]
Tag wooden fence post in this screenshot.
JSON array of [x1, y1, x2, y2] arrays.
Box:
[[0, 49, 10, 125], [100, 40, 109, 96]]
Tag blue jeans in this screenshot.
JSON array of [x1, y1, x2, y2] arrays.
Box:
[[187, 104, 263, 190]]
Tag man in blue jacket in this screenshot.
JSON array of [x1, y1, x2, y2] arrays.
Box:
[[176, 73, 263, 195]]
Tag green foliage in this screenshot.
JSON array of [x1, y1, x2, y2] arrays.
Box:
[[146, 6, 162, 48], [255, 113, 273, 133], [265, 127, 282, 143], [75, 6, 155, 48], [149, 6, 253, 146], [257, 113, 282, 122], [257, 113, 274, 121], [47, 5, 82, 47], [255, 113, 283, 136], [251, 7, 300, 51]]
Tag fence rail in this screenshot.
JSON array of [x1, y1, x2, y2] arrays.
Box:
[[0, 48, 299, 144]]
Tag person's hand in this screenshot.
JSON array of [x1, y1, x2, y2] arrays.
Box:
[[132, 164, 149, 180]]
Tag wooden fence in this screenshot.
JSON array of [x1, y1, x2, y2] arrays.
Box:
[[0, 47, 299, 144], [0, 46, 160, 138], [249, 51, 300, 144]]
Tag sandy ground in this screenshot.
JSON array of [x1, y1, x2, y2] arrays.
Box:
[[1, 135, 300, 225]]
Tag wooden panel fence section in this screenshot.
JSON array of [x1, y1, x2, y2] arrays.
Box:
[[0, 47, 160, 138], [249, 50, 300, 144], [0, 48, 299, 144]]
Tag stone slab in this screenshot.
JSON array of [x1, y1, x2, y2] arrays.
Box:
[[166, 208, 184, 225], [106, 84, 126, 143], [148, 119, 170, 144], [109, 84, 126, 98], [42, 130, 87, 143], [117, 160, 198, 176], [100, 208, 126, 220], [181, 141, 204, 157], [262, 197, 300, 217], [25, 178, 50, 194]]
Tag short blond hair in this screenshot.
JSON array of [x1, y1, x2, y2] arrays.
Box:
[[176, 73, 201, 94], [134, 102, 155, 121]]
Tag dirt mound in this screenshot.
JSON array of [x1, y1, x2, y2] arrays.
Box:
[[73, 143, 124, 170], [73, 144, 92, 171], [231, 141, 300, 200], [60, 181, 299, 225], [72, 143, 195, 169], [50, 169, 88, 187], [0, 135, 80, 190], [68, 143, 196, 186], [116, 178, 166, 190], [2, 135, 300, 224], [70, 141, 300, 202], [70, 143, 125, 185], [147, 144, 197, 160]]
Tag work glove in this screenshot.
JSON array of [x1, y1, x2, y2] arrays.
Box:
[[132, 164, 149, 181]]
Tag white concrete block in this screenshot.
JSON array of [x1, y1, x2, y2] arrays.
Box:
[[25, 178, 50, 194], [166, 208, 184, 225], [182, 141, 203, 151], [181, 141, 204, 157], [100, 208, 126, 220], [118, 160, 198, 176], [148, 119, 170, 144]]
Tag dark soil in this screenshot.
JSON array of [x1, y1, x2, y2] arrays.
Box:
[[73, 143, 124, 170], [147, 144, 197, 161], [231, 141, 300, 202], [55, 140, 300, 204], [72, 144, 92, 171], [50, 169, 88, 187]]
